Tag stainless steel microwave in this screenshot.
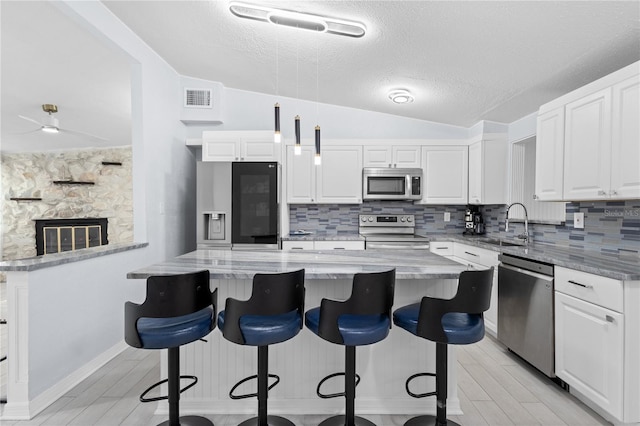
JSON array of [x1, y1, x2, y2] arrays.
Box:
[[362, 168, 423, 200]]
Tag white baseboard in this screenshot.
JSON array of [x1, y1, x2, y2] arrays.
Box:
[[0, 341, 128, 420]]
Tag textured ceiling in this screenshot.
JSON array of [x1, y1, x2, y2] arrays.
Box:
[[1, 1, 639, 153]]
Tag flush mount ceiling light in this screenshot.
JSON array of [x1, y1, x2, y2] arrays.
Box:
[[388, 89, 414, 104], [229, 2, 366, 38]]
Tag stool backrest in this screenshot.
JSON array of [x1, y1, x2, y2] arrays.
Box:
[[417, 267, 493, 343], [125, 270, 217, 348], [318, 269, 396, 344], [222, 269, 306, 345]]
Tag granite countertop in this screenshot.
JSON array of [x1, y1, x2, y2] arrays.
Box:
[[0, 242, 149, 272], [434, 235, 640, 281], [127, 248, 467, 280]]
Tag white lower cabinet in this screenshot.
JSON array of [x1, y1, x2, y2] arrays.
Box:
[[440, 243, 499, 336], [555, 291, 624, 419], [282, 240, 364, 250], [553, 266, 639, 424]]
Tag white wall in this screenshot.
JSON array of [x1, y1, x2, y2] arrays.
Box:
[[185, 87, 470, 141], [11, 0, 195, 407]]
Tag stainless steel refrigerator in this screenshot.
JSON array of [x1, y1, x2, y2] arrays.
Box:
[[197, 161, 279, 250]]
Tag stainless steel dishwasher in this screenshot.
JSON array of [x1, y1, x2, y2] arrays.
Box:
[[498, 253, 555, 377]]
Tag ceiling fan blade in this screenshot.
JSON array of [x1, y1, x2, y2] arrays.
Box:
[[18, 115, 44, 126], [59, 127, 109, 142]]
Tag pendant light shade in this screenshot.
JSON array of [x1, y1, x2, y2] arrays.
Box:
[[314, 125, 321, 165], [274, 103, 281, 143], [294, 115, 301, 155]]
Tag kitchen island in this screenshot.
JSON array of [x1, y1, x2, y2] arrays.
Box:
[[127, 249, 470, 417]]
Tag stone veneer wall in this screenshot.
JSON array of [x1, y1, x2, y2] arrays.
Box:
[[1, 146, 133, 261], [290, 200, 639, 256]]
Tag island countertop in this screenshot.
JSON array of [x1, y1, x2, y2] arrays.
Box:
[[127, 248, 468, 280]]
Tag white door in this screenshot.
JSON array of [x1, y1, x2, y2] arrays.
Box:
[[202, 139, 239, 161], [317, 146, 363, 203], [286, 146, 315, 203], [363, 146, 392, 167], [242, 135, 280, 162], [610, 76, 640, 199], [563, 89, 612, 200], [535, 108, 565, 201], [467, 141, 482, 204], [555, 291, 624, 419], [393, 146, 422, 168], [421, 146, 468, 204]]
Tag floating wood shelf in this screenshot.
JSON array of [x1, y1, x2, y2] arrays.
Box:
[[101, 161, 122, 166], [52, 180, 95, 185], [10, 197, 42, 201]]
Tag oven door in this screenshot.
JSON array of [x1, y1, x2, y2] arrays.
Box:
[[366, 241, 430, 250]]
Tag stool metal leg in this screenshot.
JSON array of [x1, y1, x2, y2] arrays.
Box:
[[319, 346, 376, 426], [158, 347, 214, 426], [238, 346, 295, 426], [404, 343, 461, 426]]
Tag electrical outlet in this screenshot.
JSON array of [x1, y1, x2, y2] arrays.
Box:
[[444, 212, 451, 222], [574, 212, 584, 229]]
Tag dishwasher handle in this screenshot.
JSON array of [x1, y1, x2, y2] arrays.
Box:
[[498, 262, 554, 282]]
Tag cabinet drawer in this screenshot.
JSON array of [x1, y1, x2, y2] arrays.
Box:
[[430, 241, 453, 256], [555, 266, 623, 312], [453, 243, 499, 267], [314, 241, 365, 250], [281, 241, 314, 250]]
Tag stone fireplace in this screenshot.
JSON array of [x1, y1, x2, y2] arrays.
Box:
[[34, 218, 108, 255]]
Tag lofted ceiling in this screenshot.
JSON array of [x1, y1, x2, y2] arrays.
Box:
[[1, 1, 639, 153]]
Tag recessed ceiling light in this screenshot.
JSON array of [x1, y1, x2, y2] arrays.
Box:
[[229, 2, 366, 38], [388, 89, 414, 104]]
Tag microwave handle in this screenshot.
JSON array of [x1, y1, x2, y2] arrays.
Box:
[[406, 175, 411, 194]]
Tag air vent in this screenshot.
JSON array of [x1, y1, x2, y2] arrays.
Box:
[[184, 88, 213, 108]]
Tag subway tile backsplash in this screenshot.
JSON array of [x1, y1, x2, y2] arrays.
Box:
[[289, 200, 639, 256]]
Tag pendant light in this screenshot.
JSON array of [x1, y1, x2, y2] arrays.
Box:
[[314, 125, 321, 165], [294, 115, 301, 155], [274, 103, 281, 143]]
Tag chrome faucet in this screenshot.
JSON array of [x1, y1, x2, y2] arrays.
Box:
[[505, 202, 530, 244]]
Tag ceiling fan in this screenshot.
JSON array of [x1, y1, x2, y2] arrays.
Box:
[[17, 104, 108, 141]]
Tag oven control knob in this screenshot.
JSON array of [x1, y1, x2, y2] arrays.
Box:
[[368, 216, 374, 222], [407, 216, 413, 222], [400, 217, 406, 222], [361, 216, 367, 222]]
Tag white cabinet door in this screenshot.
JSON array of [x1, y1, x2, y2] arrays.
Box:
[[563, 88, 612, 200], [281, 241, 314, 250], [242, 137, 280, 162], [363, 145, 421, 168], [555, 291, 624, 419], [316, 146, 363, 203], [314, 241, 365, 250], [392, 146, 422, 168], [203, 139, 239, 161], [610, 76, 640, 199], [363, 146, 392, 167], [421, 146, 468, 204], [535, 108, 565, 201], [467, 139, 508, 205], [286, 146, 315, 203]]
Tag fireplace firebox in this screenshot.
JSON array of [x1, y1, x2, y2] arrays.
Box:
[[35, 218, 108, 255]]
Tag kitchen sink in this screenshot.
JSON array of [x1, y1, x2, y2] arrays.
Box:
[[480, 238, 524, 247]]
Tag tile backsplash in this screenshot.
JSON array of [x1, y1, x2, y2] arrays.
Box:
[[289, 200, 639, 256]]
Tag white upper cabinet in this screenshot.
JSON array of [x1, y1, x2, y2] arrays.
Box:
[[419, 145, 468, 204], [610, 76, 640, 199], [535, 109, 565, 201], [363, 145, 421, 168], [286, 145, 315, 203], [536, 61, 639, 201], [317, 146, 363, 203], [202, 130, 280, 162], [467, 139, 508, 205], [286, 144, 362, 204], [563, 89, 612, 200]]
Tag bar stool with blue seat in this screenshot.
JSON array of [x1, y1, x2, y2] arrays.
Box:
[[125, 269, 217, 426], [217, 269, 305, 426], [393, 268, 494, 426], [305, 269, 396, 426]]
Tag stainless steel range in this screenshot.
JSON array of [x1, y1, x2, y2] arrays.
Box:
[[359, 214, 430, 250]]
